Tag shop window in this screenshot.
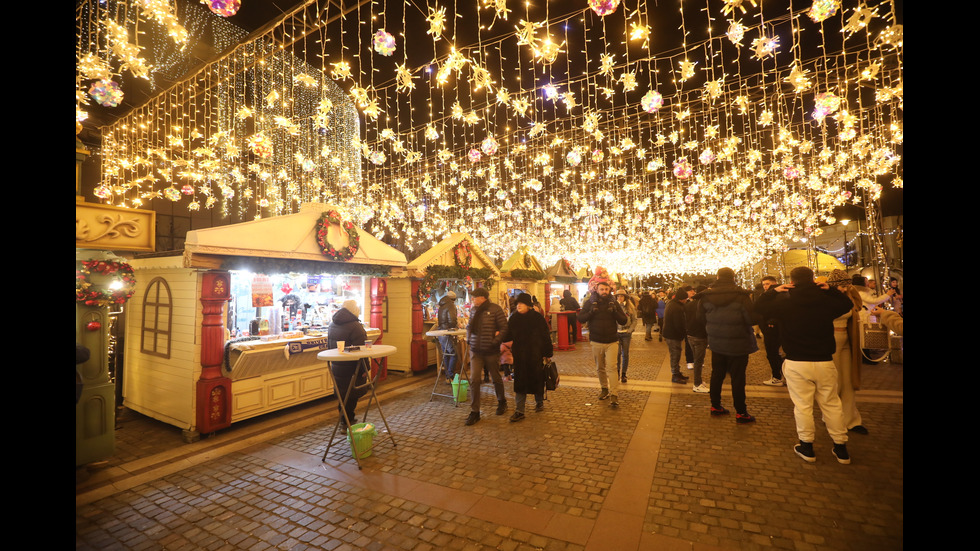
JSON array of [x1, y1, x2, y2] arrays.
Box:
[[141, 277, 173, 358]]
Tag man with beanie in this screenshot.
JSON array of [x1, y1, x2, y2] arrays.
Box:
[[578, 281, 628, 406], [662, 288, 691, 385], [328, 300, 368, 428], [436, 290, 459, 382], [697, 268, 758, 424], [465, 286, 509, 425], [755, 266, 855, 464]]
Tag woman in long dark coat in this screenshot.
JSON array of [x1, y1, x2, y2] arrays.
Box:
[[505, 293, 553, 422]]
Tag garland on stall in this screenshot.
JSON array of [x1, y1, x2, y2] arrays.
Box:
[[76, 259, 137, 306], [509, 269, 546, 281], [417, 264, 496, 303], [315, 210, 360, 261], [219, 256, 391, 277]]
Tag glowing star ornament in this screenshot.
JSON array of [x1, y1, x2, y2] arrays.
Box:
[[673, 158, 693, 179], [784, 65, 812, 93], [807, 0, 840, 23], [641, 90, 663, 113], [721, 0, 759, 16], [599, 54, 616, 77], [629, 22, 651, 48], [619, 72, 638, 92], [89, 79, 124, 107], [396, 64, 415, 92], [204, 0, 241, 17], [843, 4, 877, 36], [543, 84, 559, 100], [752, 35, 780, 59], [589, 0, 620, 17]]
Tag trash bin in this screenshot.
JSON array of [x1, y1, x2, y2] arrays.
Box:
[[347, 423, 377, 458], [451, 375, 468, 402]]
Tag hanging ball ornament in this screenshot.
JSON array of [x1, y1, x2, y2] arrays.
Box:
[[89, 79, 124, 107], [204, 0, 241, 17], [807, 0, 840, 23], [181, 184, 195, 195], [373, 30, 397, 56], [640, 90, 663, 113], [481, 136, 498, 156], [247, 132, 273, 158], [673, 157, 693, 179], [468, 148, 482, 163], [589, 0, 620, 16], [86, 321, 102, 332], [566, 150, 582, 167]]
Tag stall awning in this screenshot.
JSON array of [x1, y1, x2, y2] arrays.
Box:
[[183, 203, 407, 269], [405, 233, 500, 277]]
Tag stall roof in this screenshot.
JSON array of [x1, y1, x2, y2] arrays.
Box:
[[753, 249, 845, 278], [183, 203, 407, 269], [500, 247, 544, 275], [545, 258, 578, 280], [406, 233, 500, 277]]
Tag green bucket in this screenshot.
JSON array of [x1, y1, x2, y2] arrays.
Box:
[[346, 422, 377, 458], [451, 379, 469, 402]]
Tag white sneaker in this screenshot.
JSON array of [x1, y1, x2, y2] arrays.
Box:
[[692, 383, 710, 393], [686, 363, 694, 370], [762, 377, 784, 386]]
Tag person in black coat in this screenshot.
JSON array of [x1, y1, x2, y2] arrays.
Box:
[[328, 300, 368, 428], [559, 289, 580, 344], [662, 290, 691, 384], [504, 293, 554, 422]]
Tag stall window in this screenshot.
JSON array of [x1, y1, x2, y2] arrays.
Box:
[[140, 277, 173, 359]]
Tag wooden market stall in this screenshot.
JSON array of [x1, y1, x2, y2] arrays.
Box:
[[385, 233, 500, 374], [121, 203, 407, 441], [498, 247, 547, 314], [544, 258, 585, 346]]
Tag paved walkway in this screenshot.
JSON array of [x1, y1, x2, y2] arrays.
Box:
[[76, 332, 903, 550]]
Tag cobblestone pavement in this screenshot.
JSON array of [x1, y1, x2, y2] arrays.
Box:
[[77, 331, 903, 550]]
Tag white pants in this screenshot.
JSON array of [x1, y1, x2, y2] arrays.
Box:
[[591, 341, 620, 396], [782, 359, 848, 444]]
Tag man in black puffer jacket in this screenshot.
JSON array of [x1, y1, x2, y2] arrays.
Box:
[[465, 287, 509, 426], [697, 268, 758, 424], [578, 281, 627, 406], [755, 266, 855, 465], [328, 300, 368, 428], [662, 288, 691, 385]]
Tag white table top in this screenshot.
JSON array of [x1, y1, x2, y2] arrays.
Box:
[[425, 328, 467, 337], [317, 344, 397, 361]]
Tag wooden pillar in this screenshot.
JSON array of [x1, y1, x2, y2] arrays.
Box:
[[196, 271, 232, 435], [370, 277, 388, 380], [410, 279, 428, 372]]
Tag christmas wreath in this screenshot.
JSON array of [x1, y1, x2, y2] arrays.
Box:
[[316, 210, 360, 261], [453, 241, 472, 270], [76, 259, 136, 306]]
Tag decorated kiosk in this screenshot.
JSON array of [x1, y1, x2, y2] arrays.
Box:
[[385, 233, 499, 374], [544, 258, 584, 349], [122, 203, 406, 441], [499, 247, 547, 313]]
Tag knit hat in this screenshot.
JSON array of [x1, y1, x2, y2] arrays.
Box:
[[342, 299, 360, 318], [516, 292, 533, 307], [471, 287, 489, 298], [615, 289, 628, 297], [826, 269, 850, 287]]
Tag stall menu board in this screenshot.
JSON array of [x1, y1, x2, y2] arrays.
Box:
[[251, 275, 274, 307]]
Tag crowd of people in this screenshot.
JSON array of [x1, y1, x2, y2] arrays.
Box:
[[325, 268, 902, 465]]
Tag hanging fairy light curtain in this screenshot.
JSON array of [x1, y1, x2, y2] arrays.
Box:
[[87, 0, 902, 277]]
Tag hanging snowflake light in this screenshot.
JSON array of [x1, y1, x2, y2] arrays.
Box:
[[727, 21, 746, 45]]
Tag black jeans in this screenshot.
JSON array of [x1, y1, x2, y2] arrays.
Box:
[[709, 352, 749, 414]]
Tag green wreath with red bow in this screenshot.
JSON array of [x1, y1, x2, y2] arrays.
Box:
[[76, 259, 136, 306], [316, 210, 360, 261], [452, 241, 472, 270]]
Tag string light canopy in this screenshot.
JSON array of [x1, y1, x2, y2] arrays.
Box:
[[80, 0, 902, 277]]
